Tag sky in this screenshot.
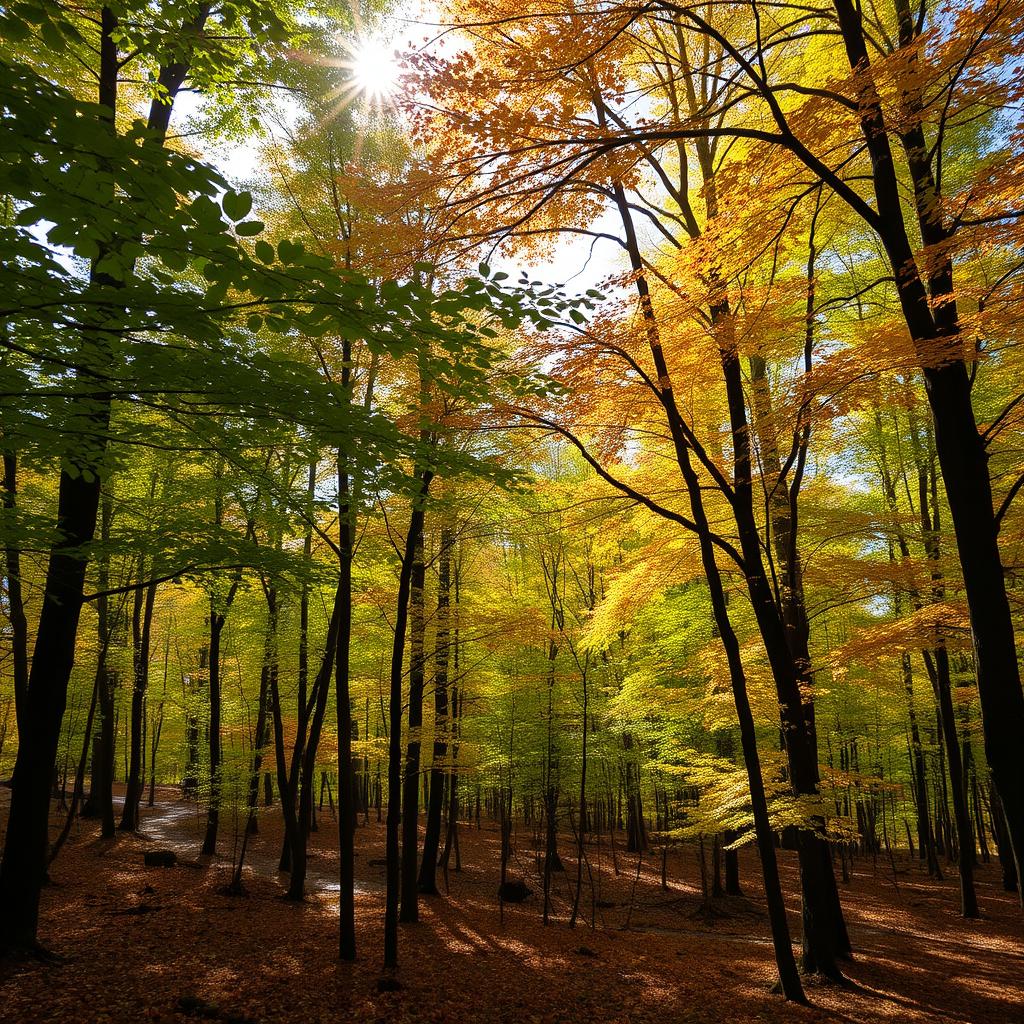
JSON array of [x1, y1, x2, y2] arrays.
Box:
[[174, 10, 626, 300]]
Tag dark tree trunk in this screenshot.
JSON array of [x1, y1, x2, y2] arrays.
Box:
[[83, 492, 116, 836], [336, 442, 356, 959], [291, 620, 333, 900], [594, 111, 844, 974], [277, 463, 316, 871], [271, 582, 342, 901], [1, 451, 28, 748], [569, 654, 589, 927], [384, 471, 433, 971], [715, 310, 848, 976], [440, 570, 463, 879], [904, 654, 941, 877], [990, 786, 1019, 892], [147, 636, 168, 809], [201, 608, 225, 856], [419, 526, 453, 896], [0, 4, 208, 950], [200, 476, 245, 857], [400, 529, 426, 923], [924, 648, 979, 917], [0, 429, 110, 947], [121, 577, 157, 831], [49, 670, 101, 865], [691, 452, 805, 1001], [246, 600, 275, 836]]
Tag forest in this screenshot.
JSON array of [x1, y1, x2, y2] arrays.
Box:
[[1, 0, 1023, 1020]]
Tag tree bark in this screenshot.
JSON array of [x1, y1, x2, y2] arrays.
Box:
[[400, 528, 427, 922], [336, 441, 357, 958], [419, 525, 453, 895], [121, 577, 157, 831], [384, 470, 433, 971]]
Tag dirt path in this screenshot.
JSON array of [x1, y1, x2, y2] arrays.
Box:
[[125, 789, 375, 897]]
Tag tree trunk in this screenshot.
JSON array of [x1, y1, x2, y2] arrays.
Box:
[[84, 492, 116, 837], [201, 609, 225, 856], [400, 528, 427, 923], [419, 525, 453, 896], [246, 601, 275, 836], [147, 636, 168, 809], [121, 577, 157, 831], [384, 471, 432, 970], [336, 442, 357, 959], [924, 648, 979, 917]]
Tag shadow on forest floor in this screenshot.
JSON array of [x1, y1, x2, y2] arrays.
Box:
[[0, 786, 1021, 1024]]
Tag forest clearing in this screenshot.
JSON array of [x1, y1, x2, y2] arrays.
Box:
[[3, 0, 1024, 1018], [2, 788, 1021, 1024]]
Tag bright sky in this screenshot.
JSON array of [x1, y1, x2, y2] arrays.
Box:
[[177, 14, 625, 298]]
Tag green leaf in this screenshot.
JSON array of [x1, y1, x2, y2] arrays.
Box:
[[160, 249, 188, 272], [2, 17, 31, 41], [235, 220, 264, 237], [39, 18, 63, 50], [222, 190, 253, 221], [254, 240, 275, 263], [278, 239, 303, 263]]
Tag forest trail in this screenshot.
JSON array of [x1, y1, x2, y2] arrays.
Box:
[[120, 787, 375, 897]]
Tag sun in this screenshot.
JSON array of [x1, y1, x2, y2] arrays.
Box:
[[344, 37, 401, 102]]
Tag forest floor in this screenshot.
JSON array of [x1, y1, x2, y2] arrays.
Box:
[[1, 786, 1022, 1024]]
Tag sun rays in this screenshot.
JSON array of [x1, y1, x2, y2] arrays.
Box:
[[318, 32, 405, 123]]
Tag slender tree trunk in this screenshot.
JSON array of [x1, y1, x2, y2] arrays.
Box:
[[246, 606, 274, 836], [148, 635, 168, 808], [200, 476, 245, 857], [291, 624, 334, 900], [201, 609, 225, 856], [990, 786, 1019, 892], [1, 450, 28, 747], [602, 162, 842, 977], [336, 442, 356, 959], [691, 459, 805, 1000], [48, 672, 101, 865], [440, 567, 463, 877], [419, 526, 453, 895], [400, 529, 427, 922], [569, 657, 589, 927], [903, 653, 941, 877], [84, 493, 117, 836], [384, 471, 433, 971], [121, 578, 157, 831], [269, 660, 302, 892], [277, 464, 315, 872], [594, 157, 803, 994], [924, 648, 979, 917], [271, 584, 342, 900]]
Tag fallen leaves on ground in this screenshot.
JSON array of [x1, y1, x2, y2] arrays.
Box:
[[1, 787, 1021, 1024]]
